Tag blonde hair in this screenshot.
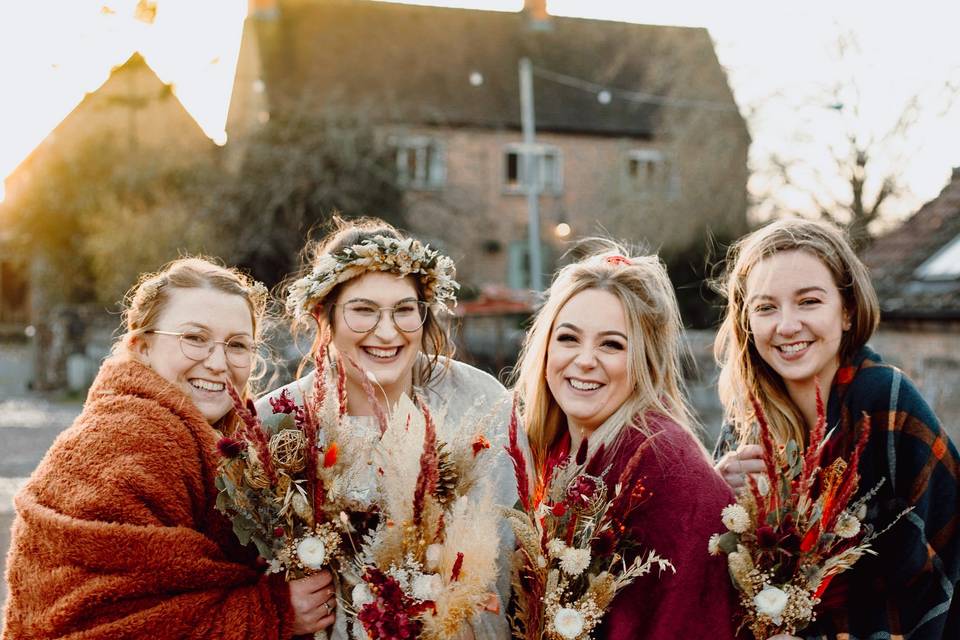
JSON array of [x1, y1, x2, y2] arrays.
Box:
[[114, 257, 269, 427], [512, 239, 696, 471], [714, 218, 879, 446], [290, 216, 454, 384]]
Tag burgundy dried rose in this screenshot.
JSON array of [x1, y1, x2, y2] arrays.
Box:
[[756, 524, 779, 548], [358, 567, 428, 639], [590, 528, 618, 557], [216, 436, 247, 459], [566, 475, 599, 507], [269, 389, 299, 415]]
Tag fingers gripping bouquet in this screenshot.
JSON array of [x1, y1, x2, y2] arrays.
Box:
[[712, 386, 906, 638], [214, 337, 369, 628], [502, 406, 673, 640], [345, 392, 502, 639]]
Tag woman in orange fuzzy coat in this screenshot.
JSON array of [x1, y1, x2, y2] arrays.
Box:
[[3, 258, 335, 639]]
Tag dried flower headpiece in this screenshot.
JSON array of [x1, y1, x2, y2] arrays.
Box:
[[286, 235, 460, 318]]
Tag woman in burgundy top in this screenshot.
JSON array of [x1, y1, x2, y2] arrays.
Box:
[[511, 239, 740, 639]]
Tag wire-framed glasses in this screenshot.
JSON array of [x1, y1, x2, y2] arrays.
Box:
[[335, 300, 429, 333], [146, 330, 256, 367]]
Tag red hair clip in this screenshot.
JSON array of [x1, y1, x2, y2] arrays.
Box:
[[605, 255, 632, 267]]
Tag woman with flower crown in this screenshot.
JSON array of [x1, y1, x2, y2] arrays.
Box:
[[257, 216, 516, 639], [713, 219, 960, 639], [3, 258, 337, 638], [510, 239, 740, 639]]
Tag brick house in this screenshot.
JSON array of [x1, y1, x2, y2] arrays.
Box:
[[862, 167, 960, 440], [227, 0, 750, 289]]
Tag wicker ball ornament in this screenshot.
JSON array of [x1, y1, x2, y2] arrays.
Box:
[[269, 429, 308, 473]]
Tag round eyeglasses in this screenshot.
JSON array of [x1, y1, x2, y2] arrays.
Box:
[[146, 330, 257, 368], [335, 300, 429, 333]]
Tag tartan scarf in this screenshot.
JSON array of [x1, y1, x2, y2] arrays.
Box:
[[805, 345, 960, 639]]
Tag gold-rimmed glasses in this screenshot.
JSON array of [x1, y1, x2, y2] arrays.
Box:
[[334, 300, 429, 333], [146, 330, 256, 368]]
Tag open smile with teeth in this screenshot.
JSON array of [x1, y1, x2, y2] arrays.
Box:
[[568, 378, 602, 391], [190, 379, 225, 392], [362, 346, 401, 359], [777, 341, 811, 355]]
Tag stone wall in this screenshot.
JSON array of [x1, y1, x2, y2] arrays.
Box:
[[870, 322, 960, 444]]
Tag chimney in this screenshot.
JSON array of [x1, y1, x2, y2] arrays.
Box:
[[524, 0, 552, 31], [248, 0, 279, 19]]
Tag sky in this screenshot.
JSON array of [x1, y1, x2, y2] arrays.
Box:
[[1, 0, 958, 221]]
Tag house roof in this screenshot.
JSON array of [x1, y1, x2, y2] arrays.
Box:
[[248, 0, 739, 137], [862, 168, 960, 319]]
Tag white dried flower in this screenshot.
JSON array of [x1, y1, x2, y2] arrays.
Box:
[[721, 503, 750, 533], [553, 607, 586, 639], [707, 533, 721, 556], [756, 474, 770, 496], [559, 547, 591, 576], [266, 557, 284, 574], [411, 573, 443, 601], [547, 538, 567, 558], [835, 512, 861, 539], [753, 585, 789, 625], [296, 536, 328, 570], [352, 582, 374, 607], [536, 555, 548, 568]]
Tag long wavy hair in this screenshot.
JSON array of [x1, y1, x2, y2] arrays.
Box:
[[511, 239, 696, 471], [713, 218, 880, 446], [289, 216, 454, 385]]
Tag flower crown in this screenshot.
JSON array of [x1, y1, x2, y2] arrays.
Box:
[[286, 235, 460, 318]]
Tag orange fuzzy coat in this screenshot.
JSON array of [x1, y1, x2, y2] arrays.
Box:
[[2, 358, 295, 639]]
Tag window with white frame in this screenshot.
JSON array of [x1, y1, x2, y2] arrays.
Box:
[[504, 144, 563, 195], [394, 136, 445, 190], [625, 148, 675, 197]]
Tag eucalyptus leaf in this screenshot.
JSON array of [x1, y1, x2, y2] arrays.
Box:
[[718, 531, 739, 553], [233, 519, 253, 546]]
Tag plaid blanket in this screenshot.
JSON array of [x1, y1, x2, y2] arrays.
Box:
[[715, 345, 960, 639]]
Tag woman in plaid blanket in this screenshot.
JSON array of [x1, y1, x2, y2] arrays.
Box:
[[713, 218, 960, 639]]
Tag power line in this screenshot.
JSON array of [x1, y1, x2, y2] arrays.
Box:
[[531, 65, 740, 112]]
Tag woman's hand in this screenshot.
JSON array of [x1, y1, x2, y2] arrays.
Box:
[[715, 443, 765, 491], [289, 570, 337, 635]]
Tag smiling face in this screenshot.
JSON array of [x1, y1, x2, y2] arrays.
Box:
[[135, 287, 255, 424], [329, 271, 423, 403], [546, 288, 633, 435], [746, 250, 850, 399]]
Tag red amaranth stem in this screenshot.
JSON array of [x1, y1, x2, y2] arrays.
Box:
[[750, 395, 780, 517], [505, 396, 532, 511], [227, 383, 276, 484], [303, 339, 329, 510], [799, 381, 827, 502]]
